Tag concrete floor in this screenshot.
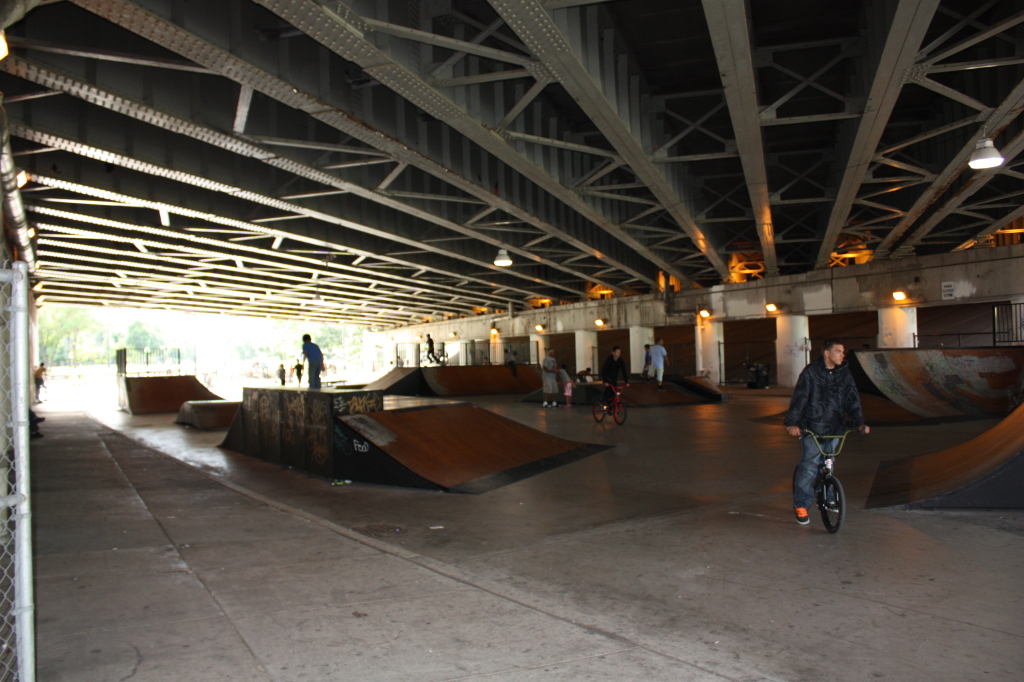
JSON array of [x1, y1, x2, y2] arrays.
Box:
[[30, 392, 1024, 681]]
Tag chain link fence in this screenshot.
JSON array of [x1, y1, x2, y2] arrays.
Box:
[[0, 261, 33, 682]]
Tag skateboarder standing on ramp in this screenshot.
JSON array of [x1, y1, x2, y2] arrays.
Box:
[[785, 338, 869, 525], [301, 334, 323, 389]]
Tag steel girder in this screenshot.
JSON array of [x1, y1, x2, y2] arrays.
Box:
[[489, 0, 733, 281], [814, 0, 940, 268], [699, 0, 778, 277], [70, 0, 645, 295], [0, 55, 588, 301], [247, 0, 687, 287]]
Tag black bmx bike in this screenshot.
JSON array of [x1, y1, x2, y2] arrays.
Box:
[[798, 429, 852, 533]]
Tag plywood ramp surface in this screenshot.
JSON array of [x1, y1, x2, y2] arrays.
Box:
[[422, 365, 542, 396], [866, 402, 1024, 508], [345, 404, 586, 489]]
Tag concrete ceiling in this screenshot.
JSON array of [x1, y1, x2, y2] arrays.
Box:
[[2, 0, 1023, 326]]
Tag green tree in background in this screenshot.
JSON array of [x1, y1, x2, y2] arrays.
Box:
[[124, 321, 164, 350], [38, 306, 99, 366]]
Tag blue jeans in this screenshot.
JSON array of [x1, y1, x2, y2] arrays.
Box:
[[308, 360, 322, 389], [793, 434, 836, 509]]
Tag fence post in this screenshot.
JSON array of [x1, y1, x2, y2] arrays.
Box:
[[10, 261, 35, 682]]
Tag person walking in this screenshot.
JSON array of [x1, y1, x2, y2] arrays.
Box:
[[785, 338, 870, 525], [541, 349, 559, 407], [33, 362, 47, 403], [649, 338, 669, 391], [301, 334, 323, 389]]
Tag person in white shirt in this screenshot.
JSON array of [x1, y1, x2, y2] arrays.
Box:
[[649, 338, 669, 391]]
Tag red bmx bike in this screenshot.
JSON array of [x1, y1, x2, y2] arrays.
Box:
[[593, 385, 627, 425]]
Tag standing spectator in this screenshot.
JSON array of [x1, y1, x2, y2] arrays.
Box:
[[293, 359, 304, 385], [504, 347, 518, 377], [642, 344, 652, 382], [301, 334, 323, 389], [541, 349, 559, 407], [33, 363, 46, 403], [785, 338, 869, 525], [649, 338, 669, 391], [276, 363, 286, 386], [558, 364, 574, 408]]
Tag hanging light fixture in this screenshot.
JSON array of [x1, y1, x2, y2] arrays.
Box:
[[493, 248, 513, 266], [969, 138, 1004, 170]]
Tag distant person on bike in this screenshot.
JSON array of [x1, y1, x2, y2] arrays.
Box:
[[425, 334, 436, 364], [785, 338, 869, 525], [301, 334, 323, 389], [600, 346, 629, 405], [649, 338, 669, 391]]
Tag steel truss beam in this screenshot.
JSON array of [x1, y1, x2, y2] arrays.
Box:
[[246, 0, 677, 286], [488, 0, 730, 282], [72, 0, 644, 293], [816, 0, 940, 268], [0, 56, 586, 299], [701, 0, 778, 276], [26, 183, 513, 309]]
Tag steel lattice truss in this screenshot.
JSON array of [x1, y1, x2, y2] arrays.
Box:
[[2, 0, 1023, 325]]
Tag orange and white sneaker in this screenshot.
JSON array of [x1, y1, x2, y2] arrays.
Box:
[[794, 507, 810, 525]]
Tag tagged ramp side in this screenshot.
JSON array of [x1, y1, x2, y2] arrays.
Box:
[[865, 402, 1024, 509], [339, 404, 607, 493]]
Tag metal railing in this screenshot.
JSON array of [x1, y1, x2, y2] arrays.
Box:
[[115, 347, 194, 376], [1, 261, 34, 682], [994, 302, 1024, 346]]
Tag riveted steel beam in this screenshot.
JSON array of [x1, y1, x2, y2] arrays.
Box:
[[71, 0, 641, 293], [700, 0, 777, 277], [244, 0, 671, 287], [488, 0, 730, 282], [816, 0, 940, 267]]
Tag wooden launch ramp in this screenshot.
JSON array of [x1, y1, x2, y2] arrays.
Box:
[[337, 403, 607, 493], [117, 375, 222, 415], [865, 402, 1024, 509]]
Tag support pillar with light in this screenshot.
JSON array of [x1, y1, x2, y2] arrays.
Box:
[[695, 314, 723, 384], [878, 298, 917, 348], [774, 314, 809, 388]]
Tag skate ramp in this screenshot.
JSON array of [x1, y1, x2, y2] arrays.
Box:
[[175, 400, 240, 429], [621, 382, 702, 406], [854, 348, 1024, 418], [865, 402, 1024, 509], [421, 364, 542, 396], [337, 403, 607, 493], [118, 375, 222, 415], [363, 367, 424, 395], [664, 374, 729, 402]]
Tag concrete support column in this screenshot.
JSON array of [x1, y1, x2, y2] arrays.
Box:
[[695, 320, 723, 384], [878, 306, 918, 348], [628, 326, 655, 375], [574, 330, 598, 374], [530, 333, 547, 365], [774, 314, 810, 389]]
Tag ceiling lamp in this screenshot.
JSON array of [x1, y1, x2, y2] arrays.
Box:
[[493, 248, 513, 267], [15, 170, 29, 188], [892, 291, 907, 301], [765, 303, 778, 312], [534, 324, 545, 332], [490, 326, 499, 335], [968, 139, 1004, 170], [0, 31, 8, 62], [594, 318, 606, 327], [698, 309, 711, 318], [448, 331, 457, 338]]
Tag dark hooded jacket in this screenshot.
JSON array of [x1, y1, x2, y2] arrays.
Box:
[[784, 355, 864, 435]]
